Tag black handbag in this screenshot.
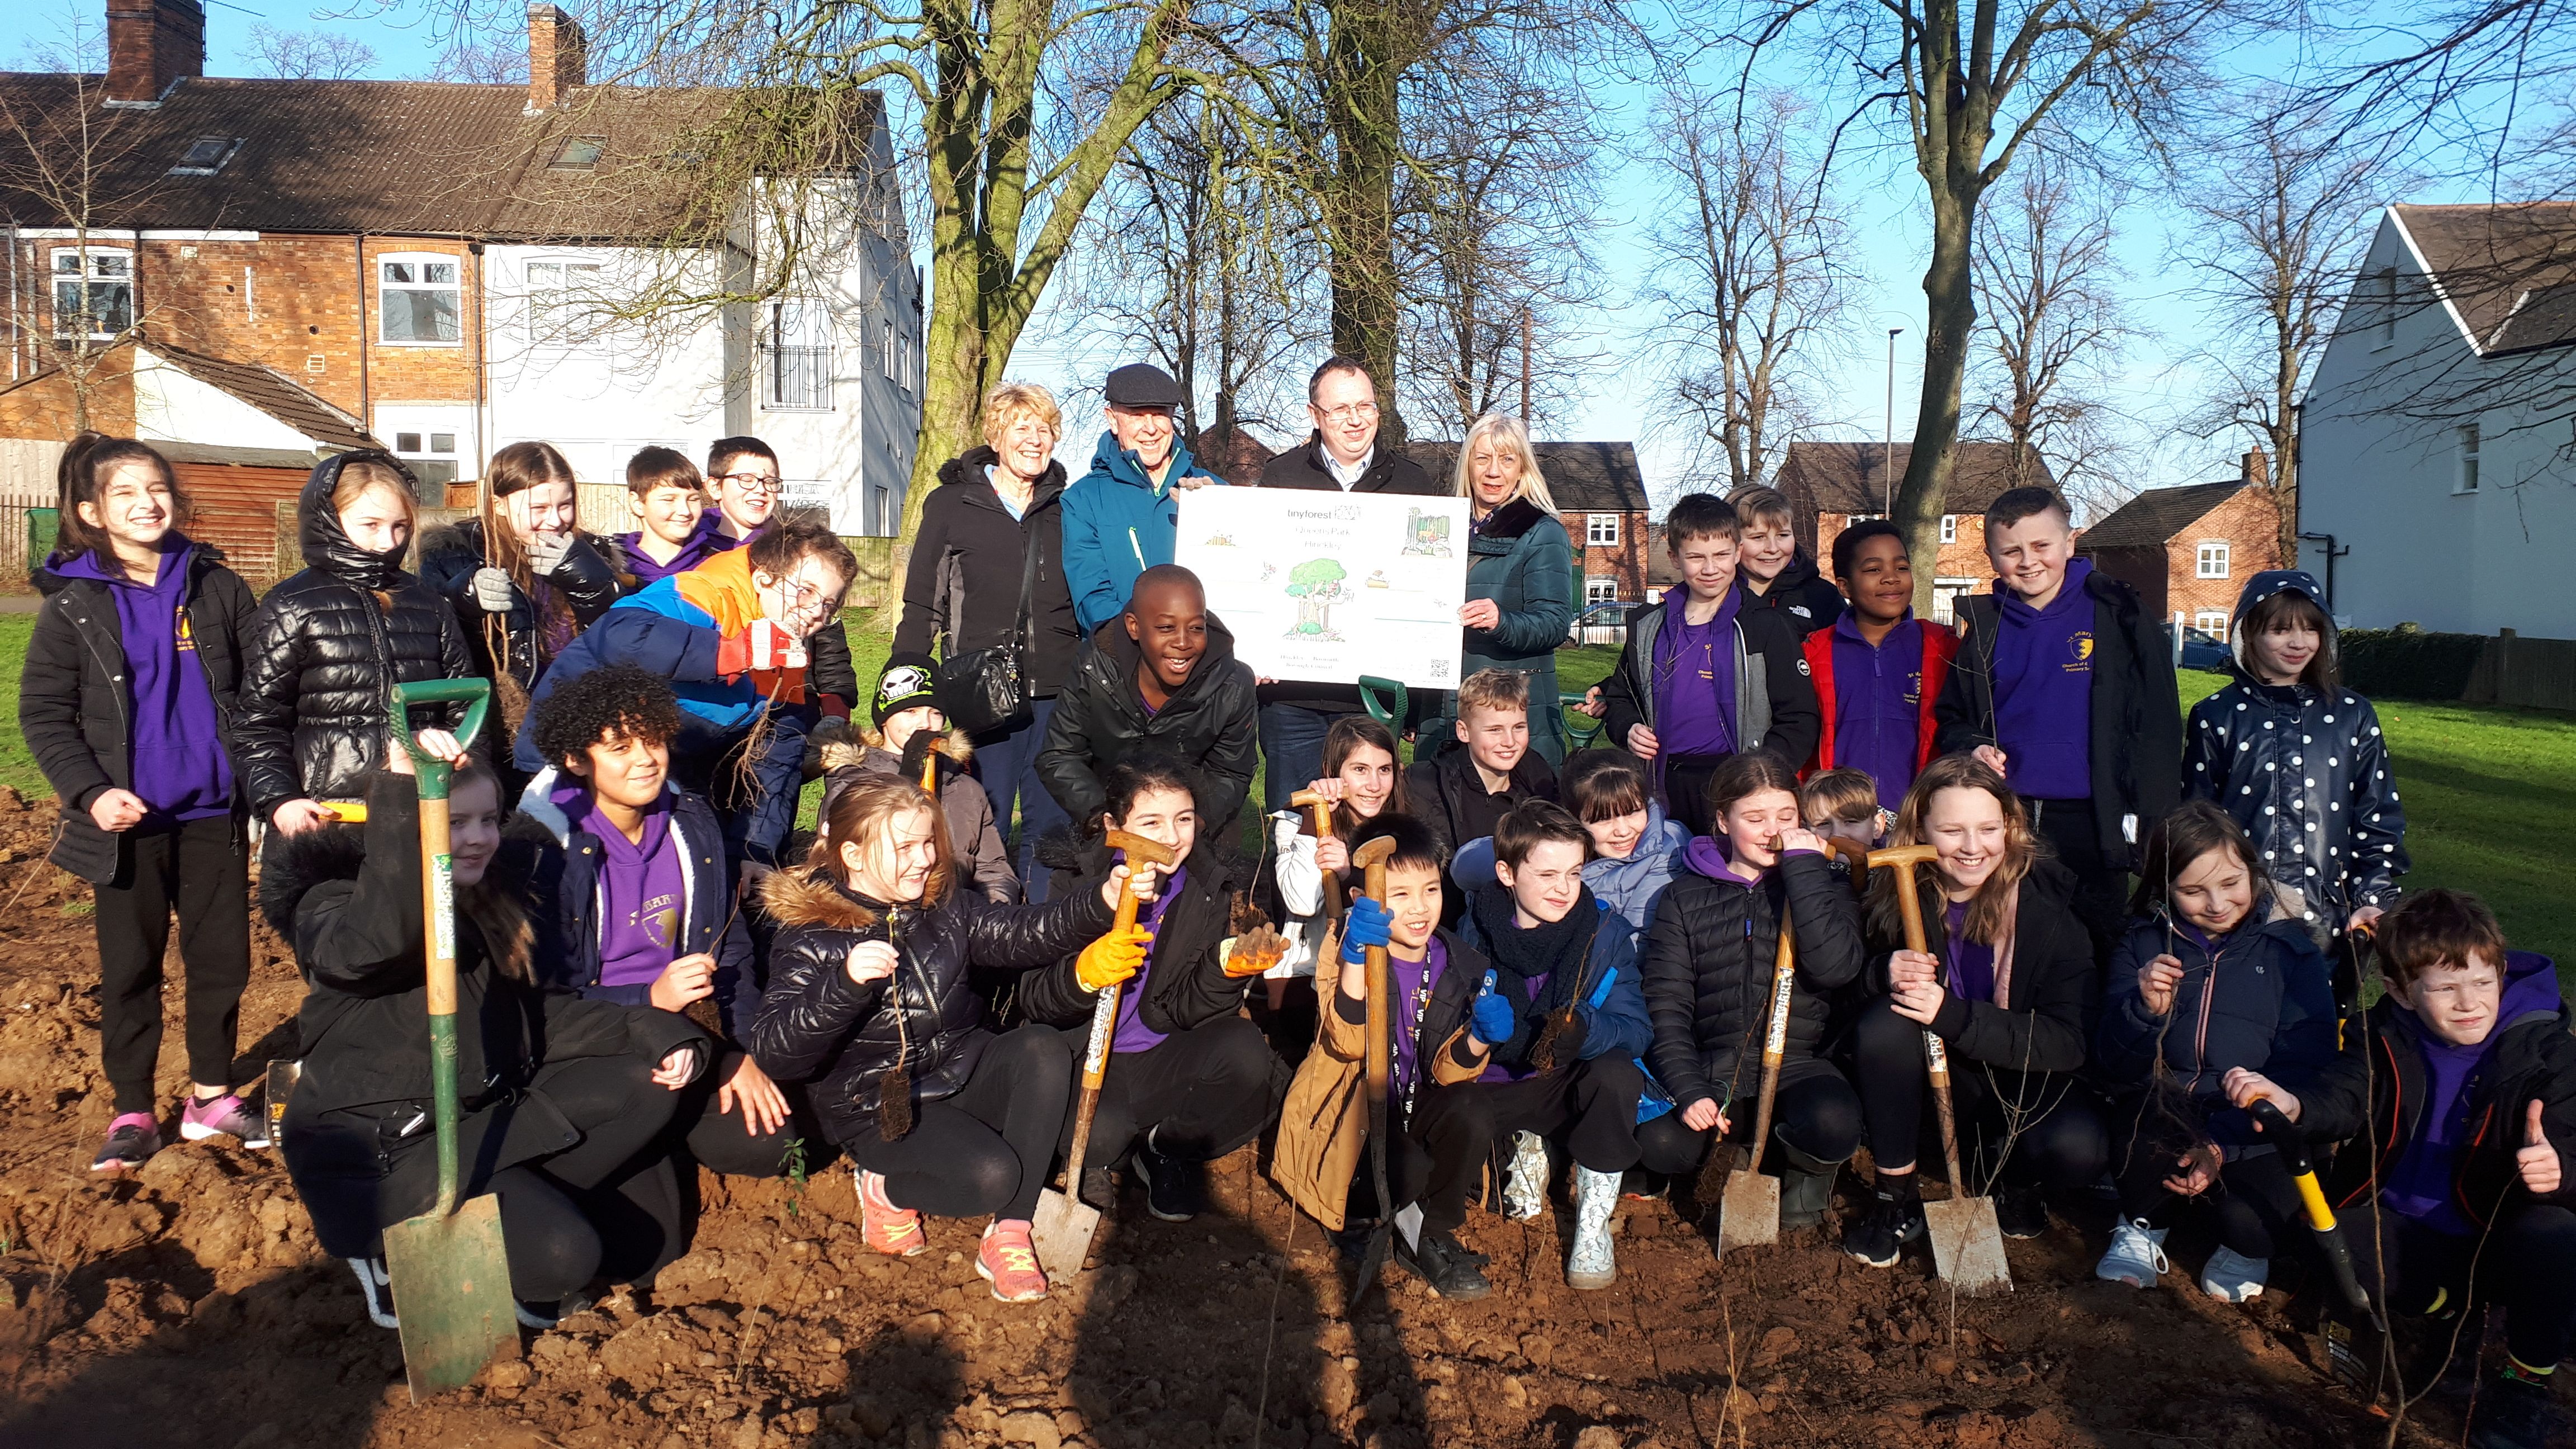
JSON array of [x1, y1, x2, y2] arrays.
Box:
[[934, 533, 1040, 736]]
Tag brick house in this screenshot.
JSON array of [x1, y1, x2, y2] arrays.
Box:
[[1406, 439, 1653, 603], [2075, 453, 2284, 641], [1773, 441, 2062, 623], [1, 0, 921, 577]]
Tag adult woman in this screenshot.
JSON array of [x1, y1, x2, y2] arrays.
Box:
[[894, 383, 1081, 896], [750, 776, 1143, 1301], [1443, 414, 1573, 764], [1841, 754, 2109, 1269], [422, 439, 629, 695]]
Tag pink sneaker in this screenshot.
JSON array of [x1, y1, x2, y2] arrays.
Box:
[[92, 1112, 161, 1173], [856, 1169, 929, 1257], [181, 1092, 269, 1147], [976, 1220, 1048, 1303]]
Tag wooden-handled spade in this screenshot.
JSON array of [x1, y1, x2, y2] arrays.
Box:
[[1030, 827, 1180, 1282], [1871, 841, 2012, 1296], [1348, 834, 1401, 1296], [1286, 789, 1345, 918], [1716, 912, 1797, 1259]]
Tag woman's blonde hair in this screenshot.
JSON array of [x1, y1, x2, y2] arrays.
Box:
[[808, 774, 956, 909], [981, 382, 1063, 449], [1865, 753, 2038, 947], [1451, 413, 1557, 517]]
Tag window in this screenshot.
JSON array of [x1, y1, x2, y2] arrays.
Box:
[[50, 249, 132, 339], [2196, 541, 2230, 579], [1940, 514, 1957, 544], [897, 332, 914, 395], [1581, 514, 1618, 547], [379, 254, 462, 344], [393, 431, 461, 488], [2457, 424, 2480, 494], [2375, 266, 2398, 348], [550, 135, 605, 171], [873, 486, 894, 537], [525, 259, 604, 343], [1585, 575, 1618, 603], [880, 319, 901, 382], [168, 135, 239, 176], [2196, 610, 2229, 641], [761, 299, 832, 410]]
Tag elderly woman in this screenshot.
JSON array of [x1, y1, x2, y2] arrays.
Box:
[[894, 382, 1079, 896], [1440, 414, 1575, 764]]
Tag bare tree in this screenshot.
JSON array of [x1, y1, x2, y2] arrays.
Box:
[[242, 24, 381, 80], [1969, 149, 2136, 516], [1637, 86, 1855, 493], [2169, 89, 2383, 563]]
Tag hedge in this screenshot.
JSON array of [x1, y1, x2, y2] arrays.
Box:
[[2338, 627, 2487, 701]]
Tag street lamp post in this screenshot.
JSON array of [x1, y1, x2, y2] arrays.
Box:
[[1883, 327, 1902, 514]]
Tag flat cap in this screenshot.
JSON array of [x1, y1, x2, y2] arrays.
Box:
[[1103, 362, 1184, 410]]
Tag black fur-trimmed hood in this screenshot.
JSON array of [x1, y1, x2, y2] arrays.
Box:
[[257, 821, 370, 934]]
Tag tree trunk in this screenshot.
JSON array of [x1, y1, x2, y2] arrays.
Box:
[[1324, 0, 1407, 445], [1898, 181, 1980, 617]]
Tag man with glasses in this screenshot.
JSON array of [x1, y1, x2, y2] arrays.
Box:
[[701, 435, 861, 736], [1060, 363, 1223, 640], [1251, 357, 1443, 812]]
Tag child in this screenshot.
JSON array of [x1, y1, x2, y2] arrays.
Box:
[[1452, 749, 1684, 946], [1452, 801, 1653, 1289], [1803, 519, 1957, 811], [235, 452, 471, 837], [2093, 802, 2337, 1301], [1729, 485, 1844, 635], [520, 666, 807, 1204], [1038, 564, 1259, 853], [823, 653, 1017, 902], [270, 747, 708, 1327], [1843, 754, 2109, 1267], [1266, 714, 1407, 1008], [614, 446, 723, 585], [1021, 755, 1285, 1222], [1933, 486, 2179, 964], [749, 777, 1148, 1301], [1059, 363, 1222, 637], [701, 435, 861, 728], [2184, 570, 2407, 947], [517, 517, 856, 866], [1405, 667, 1560, 898], [22, 435, 262, 1172], [2231, 891, 2574, 1448], [1268, 815, 1503, 1300], [1598, 493, 1820, 838], [423, 439, 629, 695], [1639, 752, 1866, 1232], [1800, 767, 1886, 854]]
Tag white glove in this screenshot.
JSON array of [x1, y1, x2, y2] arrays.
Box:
[[471, 566, 515, 612], [523, 531, 574, 575]]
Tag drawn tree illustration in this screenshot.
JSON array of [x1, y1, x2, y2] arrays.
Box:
[[1286, 558, 1351, 635]]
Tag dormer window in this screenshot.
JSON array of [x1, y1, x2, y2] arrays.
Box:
[[169, 136, 239, 176], [551, 136, 605, 170]]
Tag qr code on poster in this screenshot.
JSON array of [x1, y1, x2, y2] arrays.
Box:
[[1429, 660, 1451, 681]]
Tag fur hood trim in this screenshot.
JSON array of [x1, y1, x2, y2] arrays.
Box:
[[760, 865, 883, 931], [256, 821, 369, 934]]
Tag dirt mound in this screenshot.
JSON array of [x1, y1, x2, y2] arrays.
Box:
[[0, 789, 2539, 1447]]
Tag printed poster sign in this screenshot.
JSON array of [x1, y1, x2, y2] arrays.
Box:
[[1175, 488, 1471, 690]]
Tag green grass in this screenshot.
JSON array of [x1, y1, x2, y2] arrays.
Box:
[[0, 616, 34, 795]]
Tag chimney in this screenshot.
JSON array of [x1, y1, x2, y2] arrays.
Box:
[[526, 3, 588, 112], [2242, 448, 2270, 490], [104, 0, 204, 106]]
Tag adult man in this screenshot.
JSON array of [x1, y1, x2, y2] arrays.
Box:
[[1060, 364, 1221, 638], [1253, 357, 1446, 811]]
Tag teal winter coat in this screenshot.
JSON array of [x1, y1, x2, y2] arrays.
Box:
[[1059, 431, 1222, 636], [1436, 498, 1574, 764]]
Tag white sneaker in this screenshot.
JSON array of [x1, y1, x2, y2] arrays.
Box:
[[2200, 1246, 2269, 1302], [1566, 1165, 1619, 1290], [1501, 1130, 1548, 1221], [2094, 1219, 2171, 1287]]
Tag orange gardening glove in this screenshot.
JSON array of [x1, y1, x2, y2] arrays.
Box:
[[1075, 923, 1153, 992]]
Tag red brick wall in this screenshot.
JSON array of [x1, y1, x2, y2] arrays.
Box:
[[1815, 511, 1996, 582], [1564, 510, 1649, 600], [2159, 487, 2282, 640]]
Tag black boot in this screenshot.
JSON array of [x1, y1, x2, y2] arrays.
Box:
[[1134, 1135, 1207, 1223], [1776, 1143, 1841, 1230], [1844, 1175, 1925, 1268], [1394, 1228, 1493, 1300]]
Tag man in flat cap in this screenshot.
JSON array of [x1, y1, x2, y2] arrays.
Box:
[[1061, 362, 1223, 637]]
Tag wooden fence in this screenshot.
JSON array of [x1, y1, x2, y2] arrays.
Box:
[[2465, 632, 2576, 713]]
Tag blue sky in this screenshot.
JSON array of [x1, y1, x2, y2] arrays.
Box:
[[4, 2, 2516, 510]]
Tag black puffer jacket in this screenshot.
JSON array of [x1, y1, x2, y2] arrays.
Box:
[[234, 454, 472, 817], [419, 518, 628, 691], [747, 866, 1112, 1146], [1742, 556, 1845, 637], [1037, 612, 1261, 850], [1643, 846, 1864, 1111], [1022, 833, 1254, 1034], [20, 542, 256, 883], [892, 449, 1079, 699]]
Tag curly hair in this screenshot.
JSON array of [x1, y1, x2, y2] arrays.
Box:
[[532, 665, 685, 769]]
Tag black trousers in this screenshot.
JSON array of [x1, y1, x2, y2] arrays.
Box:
[[2342, 1199, 2576, 1370], [676, 1046, 825, 1178], [844, 1024, 1071, 1221], [1635, 1055, 1864, 1177], [1663, 754, 1726, 839], [2110, 1095, 2307, 1258], [2026, 795, 2125, 970], [1055, 1015, 1281, 1166], [1377, 1058, 1643, 1234], [1849, 1000, 2109, 1190], [95, 815, 250, 1112]]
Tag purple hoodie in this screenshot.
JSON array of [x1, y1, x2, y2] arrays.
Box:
[[558, 780, 688, 989], [1390, 936, 1450, 1101], [2381, 951, 2564, 1235], [1111, 858, 1188, 1055], [53, 541, 231, 822], [1989, 556, 2096, 801], [617, 510, 728, 585], [1654, 588, 1742, 759], [1829, 612, 1926, 812], [1680, 833, 1821, 888]]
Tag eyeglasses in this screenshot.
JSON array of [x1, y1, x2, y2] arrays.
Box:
[[774, 575, 843, 613], [717, 472, 784, 495], [1316, 402, 1379, 425]]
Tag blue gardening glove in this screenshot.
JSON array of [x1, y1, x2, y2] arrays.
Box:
[[1338, 897, 1393, 964], [1471, 984, 1518, 1046]]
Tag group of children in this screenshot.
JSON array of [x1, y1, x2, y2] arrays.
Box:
[[17, 410, 2570, 1447]]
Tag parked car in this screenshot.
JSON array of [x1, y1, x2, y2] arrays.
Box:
[[2165, 623, 2231, 672], [1568, 599, 1639, 646]]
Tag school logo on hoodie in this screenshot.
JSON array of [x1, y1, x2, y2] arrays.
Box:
[[2066, 631, 2095, 673]]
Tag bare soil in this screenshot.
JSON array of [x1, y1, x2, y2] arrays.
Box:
[[0, 787, 2550, 1448]]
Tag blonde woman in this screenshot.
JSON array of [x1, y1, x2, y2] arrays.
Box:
[[1447, 413, 1574, 764], [896, 382, 1079, 895]]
